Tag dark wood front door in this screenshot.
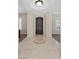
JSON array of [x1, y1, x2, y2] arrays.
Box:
[[36, 17, 43, 34]]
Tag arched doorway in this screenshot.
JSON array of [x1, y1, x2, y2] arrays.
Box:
[[36, 17, 43, 35]]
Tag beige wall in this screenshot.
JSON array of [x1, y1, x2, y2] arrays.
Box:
[[18, 13, 27, 34]]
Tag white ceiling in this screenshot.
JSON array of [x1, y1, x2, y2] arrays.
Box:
[[18, 0, 61, 15]]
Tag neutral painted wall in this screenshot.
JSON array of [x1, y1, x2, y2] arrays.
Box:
[[45, 12, 60, 35], [18, 13, 27, 34], [45, 13, 53, 37], [18, 12, 60, 35], [27, 13, 35, 37], [52, 13, 61, 34]]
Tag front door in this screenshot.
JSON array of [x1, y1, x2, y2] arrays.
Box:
[[36, 17, 43, 35]]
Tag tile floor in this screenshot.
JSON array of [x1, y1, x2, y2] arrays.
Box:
[[18, 35, 61, 59]]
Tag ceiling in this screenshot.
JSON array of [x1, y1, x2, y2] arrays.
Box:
[[18, 0, 61, 15]]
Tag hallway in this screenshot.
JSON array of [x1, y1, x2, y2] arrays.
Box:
[[19, 36, 60, 59]]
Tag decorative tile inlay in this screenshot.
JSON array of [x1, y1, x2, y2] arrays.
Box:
[[33, 35, 46, 44]]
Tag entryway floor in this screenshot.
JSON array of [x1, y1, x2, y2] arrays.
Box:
[[18, 36, 61, 59]]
